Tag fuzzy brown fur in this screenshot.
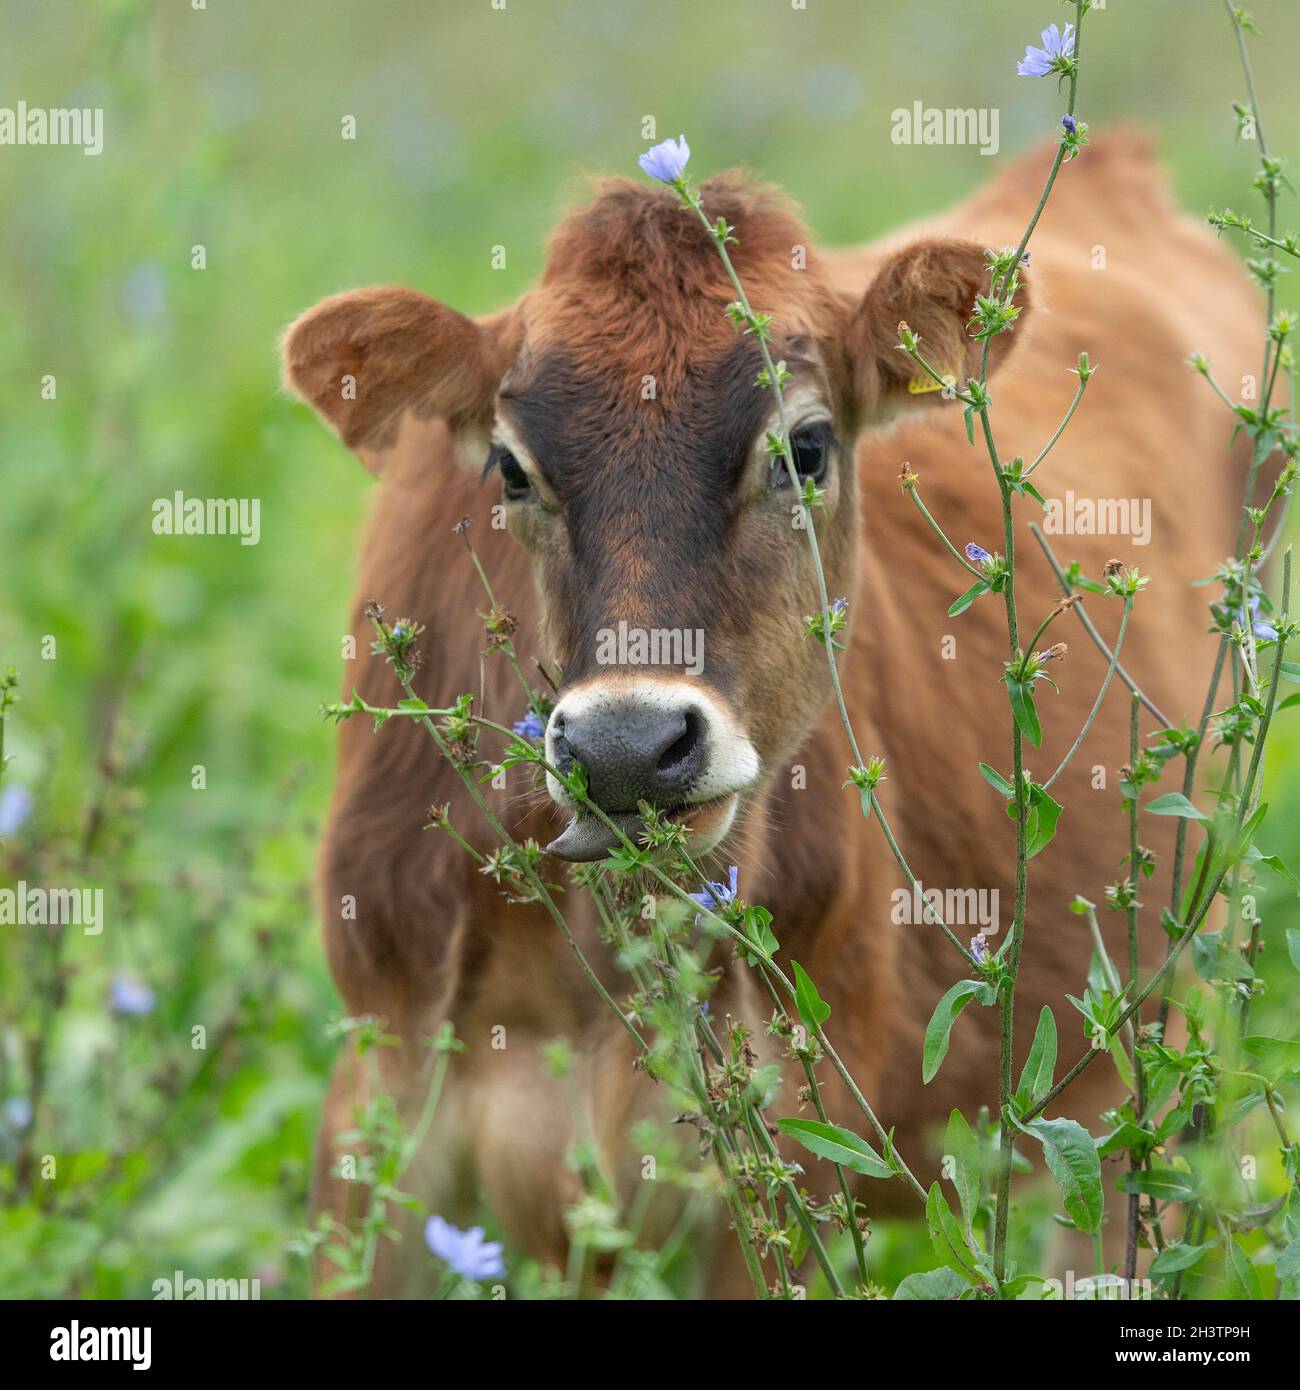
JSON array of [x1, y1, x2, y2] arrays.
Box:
[[283, 133, 1261, 1296]]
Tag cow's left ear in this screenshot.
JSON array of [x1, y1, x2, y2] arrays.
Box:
[[848, 239, 1029, 420]]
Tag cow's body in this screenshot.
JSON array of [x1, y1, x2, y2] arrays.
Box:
[[305, 136, 1259, 1294]]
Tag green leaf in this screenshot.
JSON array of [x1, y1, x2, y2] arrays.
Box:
[[747, 1063, 783, 1109], [949, 579, 990, 617], [1149, 1243, 1209, 1277], [1115, 1167, 1197, 1203], [1096, 1122, 1153, 1160], [1192, 931, 1256, 983], [1289, 928, 1300, 972], [1146, 792, 1211, 821], [893, 1267, 971, 1300], [775, 1118, 893, 1179], [944, 1109, 982, 1234], [1017, 1116, 1103, 1233], [925, 1182, 982, 1283], [737, 905, 779, 965], [1286, 1190, 1300, 1244], [790, 959, 831, 1031], [1243, 844, 1300, 894], [1006, 679, 1042, 748], [1025, 785, 1063, 859], [1239, 1035, 1300, 1080], [1277, 1237, 1300, 1282], [1225, 1236, 1260, 1300], [923, 979, 995, 1084], [602, 844, 650, 873], [1014, 1007, 1057, 1113], [979, 762, 1014, 797]]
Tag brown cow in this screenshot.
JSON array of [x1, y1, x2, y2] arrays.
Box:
[[284, 133, 1260, 1296]]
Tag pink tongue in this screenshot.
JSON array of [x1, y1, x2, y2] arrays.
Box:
[[544, 811, 643, 862]]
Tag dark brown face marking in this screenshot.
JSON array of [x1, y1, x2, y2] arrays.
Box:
[[501, 341, 795, 687], [482, 173, 862, 783]]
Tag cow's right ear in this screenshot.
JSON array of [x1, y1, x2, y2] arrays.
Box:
[[281, 286, 519, 471]]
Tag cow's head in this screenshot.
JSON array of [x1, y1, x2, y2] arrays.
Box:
[[284, 175, 1028, 861]]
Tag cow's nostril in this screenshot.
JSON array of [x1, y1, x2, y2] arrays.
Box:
[[551, 716, 574, 775], [547, 696, 710, 813], [656, 708, 702, 777]]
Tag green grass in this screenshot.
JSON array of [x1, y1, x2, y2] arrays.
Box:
[[1, 0, 1298, 1297]]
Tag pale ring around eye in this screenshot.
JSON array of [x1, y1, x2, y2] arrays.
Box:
[[771, 420, 835, 488]]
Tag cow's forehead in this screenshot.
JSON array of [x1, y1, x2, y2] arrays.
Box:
[[509, 174, 839, 392], [538, 173, 815, 297]]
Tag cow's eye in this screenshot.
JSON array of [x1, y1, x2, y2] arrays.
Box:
[[489, 446, 532, 499], [772, 421, 834, 488]]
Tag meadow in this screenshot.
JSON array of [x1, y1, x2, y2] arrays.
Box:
[[2, 0, 1299, 1300]]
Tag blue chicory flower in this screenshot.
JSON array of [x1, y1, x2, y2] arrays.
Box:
[[121, 260, 167, 325], [831, 597, 848, 615], [3, 1096, 33, 1131], [1246, 596, 1278, 642], [109, 972, 156, 1017], [639, 134, 691, 185], [970, 934, 989, 965], [688, 865, 739, 912], [1017, 22, 1075, 77], [966, 543, 992, 567], [512, 709, 546, 741], [0, 783, 32, 838], [425, 1215, 506, 1280], [1061, 113, 1077, 135]]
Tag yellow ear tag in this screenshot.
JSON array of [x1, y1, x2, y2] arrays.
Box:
[[908, 369, 956, 396]]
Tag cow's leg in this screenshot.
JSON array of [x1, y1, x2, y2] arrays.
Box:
[[311, 1040, 471, 1299], [702, 1223, 771, 1300], [309, 1046, 367, 1297]]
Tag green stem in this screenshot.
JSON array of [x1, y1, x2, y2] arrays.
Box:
[[376, 659, 647, 1054], [1029, 524, 1171, 727], [906, 484, 985, 578], [1024, 374, 1090, 477], [1042, 598, 1133, 790], [756, 968, 870, 1289], [987, 1, 1086, 1281]]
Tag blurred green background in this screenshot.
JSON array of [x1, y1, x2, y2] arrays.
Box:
[[1, 0, 1298, 1297]]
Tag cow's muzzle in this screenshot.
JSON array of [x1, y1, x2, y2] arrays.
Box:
[[541, 680, 759, 862]]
